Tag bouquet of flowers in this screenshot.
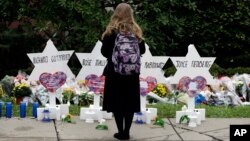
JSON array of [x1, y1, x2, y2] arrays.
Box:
[[153, 117, 164, 127], [62, 114, 76, 123], [235, 80, 244, 93], [79, 92, 93, 106], [234, 80, 244, 101], [0, 85, 4, 98], [12, 83, 32, 98], [152, 83, 168, 98], [166, 90, 180, 101], [62, 87, 75, 103], [0, 75, 15, 96], [96, 119, 108, 130], [77, 80, 85, 88]]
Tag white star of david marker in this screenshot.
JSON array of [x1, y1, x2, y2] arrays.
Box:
[[76, 40, 107, 80], [170, 44, 216, 84], [27, 39, 75, 81], [140, 44, 169, 83]]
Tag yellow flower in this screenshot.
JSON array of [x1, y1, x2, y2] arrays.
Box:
[[152, 83, 168, 98], [12, 83, 32, 97], [0, 85, 4, 98], [66, 114, 73, 119], [63, 87, 74, 95], [62, 87, 75, 103], [77, 80, 85, 85], [63, 114, 75, 123], [77, 80, 86, 88]]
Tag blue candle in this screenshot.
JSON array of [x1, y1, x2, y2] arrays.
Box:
[[0, 102, 2, 117], [32, 102, 39, 118], [6, 102, 12, 118], [20, 102, 26, 118]]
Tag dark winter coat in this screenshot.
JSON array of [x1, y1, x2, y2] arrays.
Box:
[[101, 32, 146, 113]]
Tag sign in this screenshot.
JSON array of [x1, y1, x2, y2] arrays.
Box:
[[178, 76, 207, 109], [140, 44, 169, 83], [76, 41, 107, 80], [39, 72, 67, 93], [170, 44, 216, 84], [230, 125, 250, 140], [27, 39, 74, 81], [39, 71, 67, 106], [76, 41, 169, 83]]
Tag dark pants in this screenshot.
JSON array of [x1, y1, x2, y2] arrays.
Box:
[[113, 111, 134, 135]]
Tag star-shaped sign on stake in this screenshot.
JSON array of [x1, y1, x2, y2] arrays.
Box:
[[27, 39, 75, 81], [170, 44, 216, 84], [76, 41, 107, 80], [140, 44, 169, 83]]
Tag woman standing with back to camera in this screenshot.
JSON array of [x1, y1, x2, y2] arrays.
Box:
[[101, 3, 145, 140]]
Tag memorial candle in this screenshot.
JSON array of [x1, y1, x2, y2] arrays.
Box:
[[6, 102, 12, 118]]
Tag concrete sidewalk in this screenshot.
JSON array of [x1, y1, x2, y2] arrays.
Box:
[[0, 117, 249, 141]]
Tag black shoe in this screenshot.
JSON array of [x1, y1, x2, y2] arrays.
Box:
[[114, 133, 130, 140], [122, 133, 130, 140], [114, 133, 123, 140]]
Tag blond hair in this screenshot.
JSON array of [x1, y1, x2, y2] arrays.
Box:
[[102, 3, 143, 41]]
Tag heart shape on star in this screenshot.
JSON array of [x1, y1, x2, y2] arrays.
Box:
[[85, 74, 105, 94], [140, 76, 157, 96], [39, 71, 67, 92], [178, 76, 207, 97]]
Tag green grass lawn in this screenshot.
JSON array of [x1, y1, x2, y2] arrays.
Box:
[[148, 103, 250, 118], [1, 103, 250, 118]]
